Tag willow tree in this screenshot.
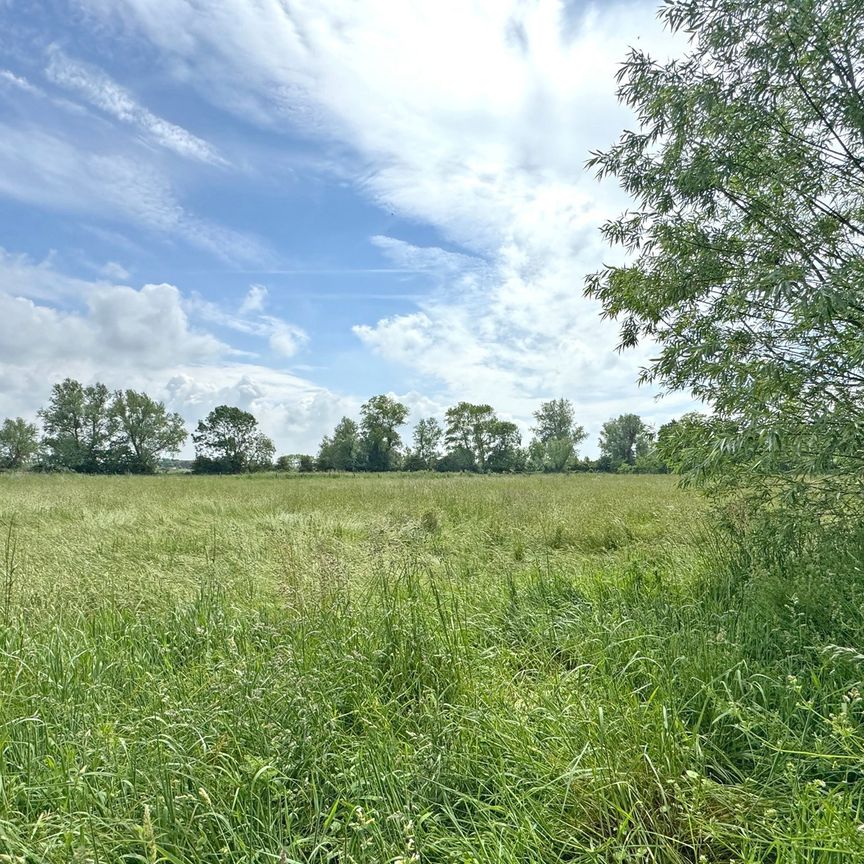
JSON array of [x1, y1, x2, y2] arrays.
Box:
[[587, 0, 864, 525]]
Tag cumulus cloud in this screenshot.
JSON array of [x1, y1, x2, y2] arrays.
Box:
[[161, 367, 359, 454], [0, 252, 224, 372], [264, 317, 309, 358], [0, 251, 340, 454]]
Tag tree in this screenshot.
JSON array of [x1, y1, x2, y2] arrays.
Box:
[[484, 419, 524, 473], [192, 405, 274, 474], [112, 390, 186, 474], [359, 395, 408, 471], [529, 398, 587, 472], [443, 402, 522, 472], [317, 417, 361, 471], [598, 414, 653, 468], [444, 402, 495, 471], [656, 413, 722, 477], [585, 0, 864, 519], [411, 417, 443, 470], [0, 418, 39, 470], [40, 379, 118, 473]]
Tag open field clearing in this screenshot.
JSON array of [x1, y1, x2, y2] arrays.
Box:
[[0, 474, 862, 862]]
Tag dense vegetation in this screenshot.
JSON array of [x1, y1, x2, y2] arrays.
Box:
[[587, 0, 864, 531], [1, 472, 863, 863]]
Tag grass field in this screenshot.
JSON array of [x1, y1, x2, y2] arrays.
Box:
[[0, 473, 862, 863]]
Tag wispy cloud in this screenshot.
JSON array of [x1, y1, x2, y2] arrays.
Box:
[[81, 0, 688, 438], [101, 260, 131, 281], [0, 69, 42, 95], [371, 235, 486, 275], [0, 121, 265, 263], [46, 47, 226, 166], [187, 288, 309, 359]]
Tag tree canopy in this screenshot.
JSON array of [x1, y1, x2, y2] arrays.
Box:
[[598, 414, 653, 468], [38, 379, 187, 474], [317, 417, 362, 472], [586, 0, 864, 518], [40, 379, 118, 473], [443, 402, 523, 473], [0, 418, 39, 470], [192, 405, 275, 474], [359, 395, 408, 471], [2, 380, 677, 477], [112, 390, 187, 474], [409, 417, 444, 470], [529, 398, 587, 472]]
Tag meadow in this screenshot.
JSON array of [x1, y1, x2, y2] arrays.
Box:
[[0, 472, 862, 863]]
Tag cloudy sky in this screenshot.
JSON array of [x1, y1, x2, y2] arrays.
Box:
[[0, 0, 694, 456]]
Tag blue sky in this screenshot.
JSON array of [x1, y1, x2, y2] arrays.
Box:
[[0, 0, 694, 456]]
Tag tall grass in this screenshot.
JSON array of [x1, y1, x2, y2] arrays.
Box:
[[0, 473, 861, 862]]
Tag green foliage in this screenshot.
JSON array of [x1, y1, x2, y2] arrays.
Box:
[[0, 417, 39, 470], [359, 394, 408, 471], [411, 417, 443, 470], [531, 397, 586, 446], [35, 379, 188, 474], [318, 416, 362, 471], [528, 398, 587, 472], [192, 405, 274, 474], [444, 402, 523, 472], [39, 379, 119, 473], [111, 389, 187, 473], [586, 0, 864, 522], [484, 418, 524, 472], [598, 413, 653, 469], [435, 444, 475, 472]]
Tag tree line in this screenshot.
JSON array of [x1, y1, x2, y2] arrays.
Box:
[[307, 395, 667, 474], [0, 378, 676, 475]]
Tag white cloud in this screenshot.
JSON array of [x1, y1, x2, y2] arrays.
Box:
[[46, 48, 226, 166], [0, 252, 224, 372], [0, 250, 347, 454], [0, 122, 264, 263], [370, 235, 486, 275], [264, 317, 309, 358], [0, 69, 41, 95], [81, 0, 693, 446], [101, 260, 131, 281], [161, 366, 359, 454], [239, 282, 267, 313], [188, 288, 309, 359]]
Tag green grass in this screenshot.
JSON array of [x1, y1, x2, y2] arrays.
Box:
[[0, 472, 862, 862]]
